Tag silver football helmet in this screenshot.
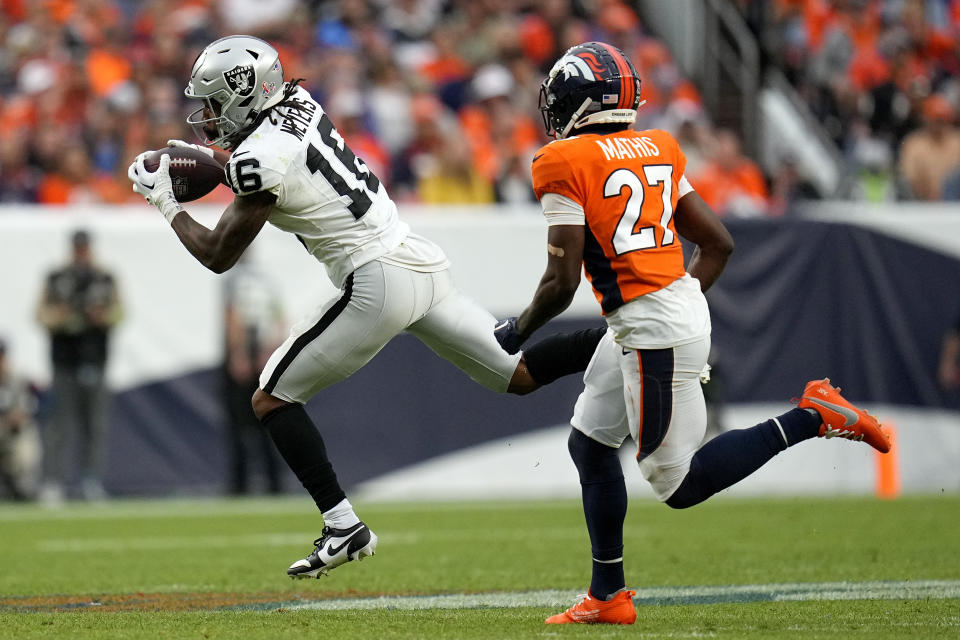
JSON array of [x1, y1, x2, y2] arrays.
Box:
[[184, 35, 286, 148]]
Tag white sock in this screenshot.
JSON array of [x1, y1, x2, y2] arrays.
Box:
[[322, 498, 361, 530]]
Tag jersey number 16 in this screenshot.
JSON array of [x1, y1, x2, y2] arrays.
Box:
[[306, 114, 380, 220]]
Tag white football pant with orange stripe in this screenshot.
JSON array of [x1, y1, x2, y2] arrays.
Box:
[[571, 331, 710, 501]]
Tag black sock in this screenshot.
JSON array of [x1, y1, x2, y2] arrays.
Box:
[[523, 327, 606, 386], [568, 428, 627, 600], [260, 403, 346, 511], [666, 408, 820, 509]]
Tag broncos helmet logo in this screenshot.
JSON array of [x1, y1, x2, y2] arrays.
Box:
[[552, 50, 613, 84], [554, 54, 597, 82], [578, 52, 607, 76]]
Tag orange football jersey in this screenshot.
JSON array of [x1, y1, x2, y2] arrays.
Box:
[[531, 129, 688, 314]]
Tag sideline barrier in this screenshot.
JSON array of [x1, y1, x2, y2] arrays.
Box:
[[0, 205, 957, 496]]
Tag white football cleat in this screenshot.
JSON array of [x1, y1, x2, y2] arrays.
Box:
[[287, 522, 378, 579]]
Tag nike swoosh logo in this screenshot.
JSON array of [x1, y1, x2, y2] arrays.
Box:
[[806, 398, 859, 427], [324, 530, 364, 557], [571, 609, 601, 620], [823, 427, 862, 441], [532, 153, 545, 163], [232, 150, 250, 158], [622, 348, 630, 355]]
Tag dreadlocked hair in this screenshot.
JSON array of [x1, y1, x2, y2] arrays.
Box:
[[275, 78, 306, 108], [264, 78, 308, 125]]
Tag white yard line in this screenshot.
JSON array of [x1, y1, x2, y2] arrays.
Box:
[[282, 580, 960, 611]]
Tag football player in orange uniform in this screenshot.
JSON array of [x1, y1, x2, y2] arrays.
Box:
[[494, 42, 891, 625]]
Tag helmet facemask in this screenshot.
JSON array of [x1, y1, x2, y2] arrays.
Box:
[[538, 82, 557, 137], [185, 92, 238, 147]]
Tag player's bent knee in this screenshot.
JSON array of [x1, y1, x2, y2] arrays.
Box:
[[506, 360, 539, 395], [664, 490, 696, 509], [663, 459, 708, 509], [567, 428, 623, 482], [252, 388, 289, 420], [506, 380, 537, 395]]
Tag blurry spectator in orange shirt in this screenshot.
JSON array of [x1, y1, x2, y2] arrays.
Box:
[[86, 37, 132, 100], [327, 89, 392, 189], [458, 64, 540, 200], [37, 145, 96, 204], [898, 94, 960, 200], [690, 129, 769, 217]]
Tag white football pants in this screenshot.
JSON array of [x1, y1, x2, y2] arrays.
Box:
[[260, 259, 521, 403], [571, 330, 711, 501]]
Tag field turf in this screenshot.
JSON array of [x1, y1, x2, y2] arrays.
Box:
[[1, 494, 957, 638]]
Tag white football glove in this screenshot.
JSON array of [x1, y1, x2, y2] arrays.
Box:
[[128, 152, 183, 224], [166, 139, 215, 159]]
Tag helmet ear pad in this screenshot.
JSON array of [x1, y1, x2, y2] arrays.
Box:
[[539, 41, 642, 138]]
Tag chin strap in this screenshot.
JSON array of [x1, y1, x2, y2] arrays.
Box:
[[572, 103, 644, 133], [560, 99, 646, 139], [559, 97, 594, 138]]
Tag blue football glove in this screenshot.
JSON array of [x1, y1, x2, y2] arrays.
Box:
[[494, 316, 525, 355]]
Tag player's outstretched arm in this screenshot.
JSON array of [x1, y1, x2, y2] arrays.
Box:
[[513, 224, 585, 345], [673, 191, 734, 292], [130, 152, 276, 273], [169, 191, 276, 273]]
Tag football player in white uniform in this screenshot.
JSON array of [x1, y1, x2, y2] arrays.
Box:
[[128, 35, 603, 579]]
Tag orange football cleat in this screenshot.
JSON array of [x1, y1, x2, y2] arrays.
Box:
[[544, 590, 637, 625], [797, 378, 891, 453]]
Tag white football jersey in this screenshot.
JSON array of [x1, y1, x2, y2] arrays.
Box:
[[225, 86, 448, 287]]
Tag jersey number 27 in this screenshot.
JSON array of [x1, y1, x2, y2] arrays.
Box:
[[605, 165, 675, 255]]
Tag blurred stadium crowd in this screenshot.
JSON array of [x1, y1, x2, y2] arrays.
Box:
[[742, 0, 960, 201], [0, 0, 958, 213]]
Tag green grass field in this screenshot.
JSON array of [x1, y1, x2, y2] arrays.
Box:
[[1, 494, 958, 638]]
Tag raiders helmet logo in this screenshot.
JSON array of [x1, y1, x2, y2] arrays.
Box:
[[223, 64, 255, 96]]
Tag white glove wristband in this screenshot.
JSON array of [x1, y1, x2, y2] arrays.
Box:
[[156, 190, 184, 224]]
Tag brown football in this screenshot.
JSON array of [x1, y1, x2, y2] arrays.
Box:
[[142, 146, 226, 202]]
